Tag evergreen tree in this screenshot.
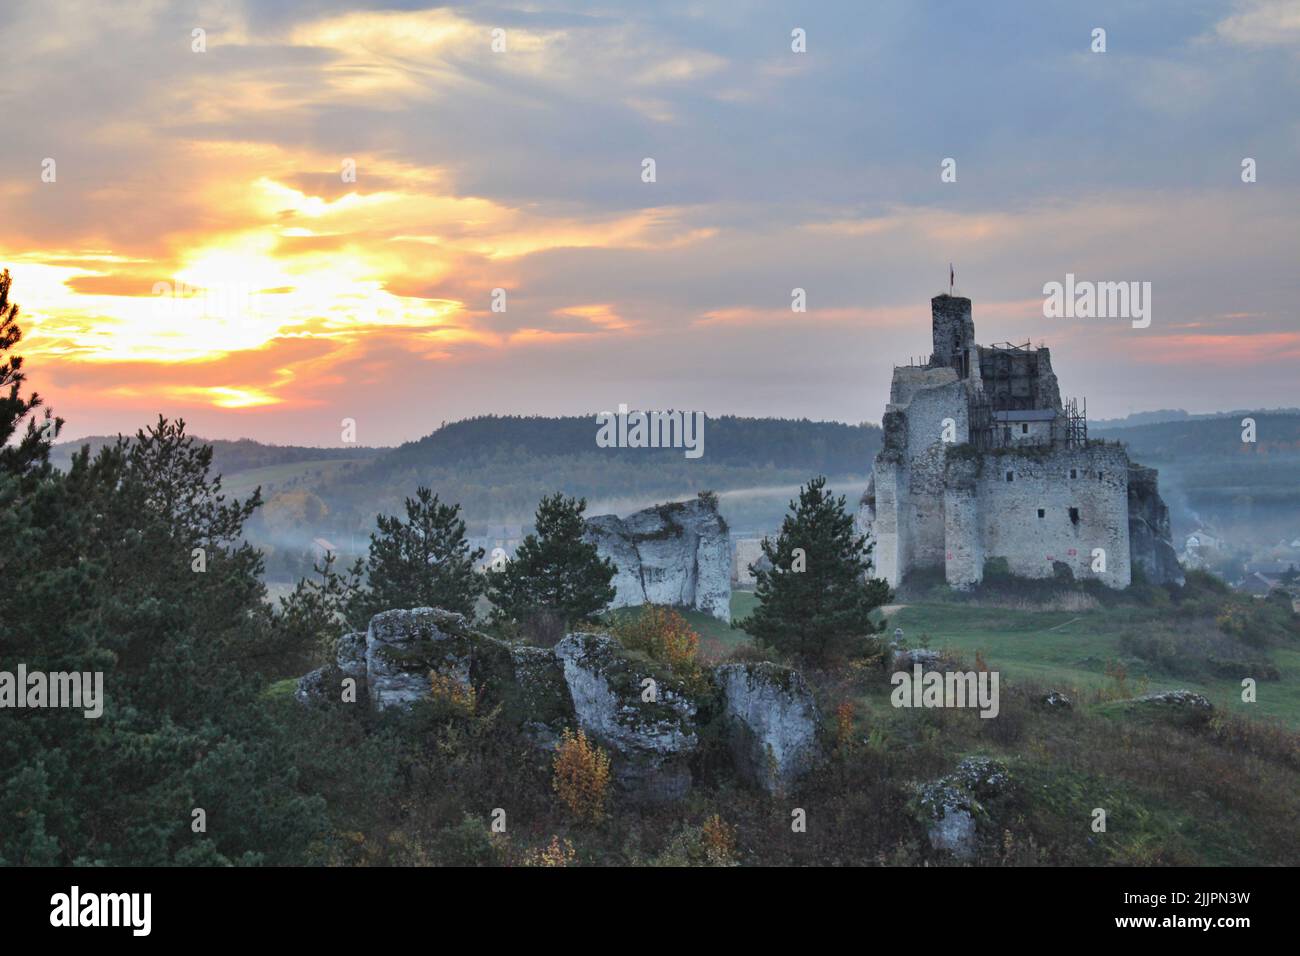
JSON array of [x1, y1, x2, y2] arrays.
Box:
[[740, 475, 891, 662], [0, 269, 61, 479], [487, 493, 616, 632], [0, 418, 325, 865], [278, 550, 365, 668], [358, 486, 484, 620]]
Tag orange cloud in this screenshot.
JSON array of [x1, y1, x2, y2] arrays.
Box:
[[1134, 332, 1300, 365]]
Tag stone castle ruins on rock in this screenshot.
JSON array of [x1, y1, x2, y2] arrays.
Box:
[[858, 293, 1183, 590]]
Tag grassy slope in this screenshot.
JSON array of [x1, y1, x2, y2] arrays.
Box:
[[882, 603, 1300, 728], [845, 602, 1300, 865]]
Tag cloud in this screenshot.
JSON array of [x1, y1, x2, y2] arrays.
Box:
[[1, 0, 1297, 444], [1213, 0, 1300, 48]]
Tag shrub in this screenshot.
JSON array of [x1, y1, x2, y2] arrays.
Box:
[[433, 813, 503, 866], [835, 701, 857, 754], [612, 605, 705, 690], [552, 728, 612, 823], [521, 835, 577, 867], [700, 814, 737, 865], [427, 670, 478, 716]]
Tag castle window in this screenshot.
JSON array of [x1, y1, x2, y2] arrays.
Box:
[[1037, 508, 1045, 519], [1006, 471, 1014, 483], [1097, 471, 1103, 481], [1021, 423, 1029, 435], [1070, 468, 1077, 479], [1069, 507, 1080, 525]]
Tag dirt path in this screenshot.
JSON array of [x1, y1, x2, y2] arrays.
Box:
[[878, 604, 909, 616]]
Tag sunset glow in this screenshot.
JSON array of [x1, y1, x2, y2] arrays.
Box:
[[2, 1, 1296, 444]]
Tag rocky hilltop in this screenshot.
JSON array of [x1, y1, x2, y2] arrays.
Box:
[[583, 495, 732, 622], [298, 607, 822, 799]]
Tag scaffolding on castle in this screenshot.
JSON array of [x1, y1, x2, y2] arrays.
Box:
[[1063, 396, 1088, 447], [965, 393, 1089, 450]]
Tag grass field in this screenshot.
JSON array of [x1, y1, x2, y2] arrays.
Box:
[[685, 590, 1299, 729], [881, 602, 1300, 729]]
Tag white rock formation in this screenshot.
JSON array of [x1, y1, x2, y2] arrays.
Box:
[[365, 607, 474, 711], [298, 610, 827, 802], [584, 495, 732, 622], [554, 632, 698, 801], [715, 662, 822, 793]]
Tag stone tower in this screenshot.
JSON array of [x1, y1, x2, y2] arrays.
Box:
[[858, 291, 1183, 591], [930, 294, 976, 378]]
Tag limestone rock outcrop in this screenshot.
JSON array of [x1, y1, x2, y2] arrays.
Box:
[[366, 607, 476, 710], [555, 632, 698, 801], [584, 496, 731, 622], [296, 607, 827, 802], [715, 663, 822, 793], [1125, 689, 1214, 728], [912, 756, 1012, 861], [295, 630, 369, 706], [1127, 465, 1185, 586]]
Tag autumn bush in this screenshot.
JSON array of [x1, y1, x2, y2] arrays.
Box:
[[552, 728, 612, 822], [427, 670, 478, 716], [612, 604, 706, 691], [522, 835, 577, 867], [835, 701, 856, 754], [700, 814, 737, 865]]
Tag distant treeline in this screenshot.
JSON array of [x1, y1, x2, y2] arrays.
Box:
[[1096, 412, 1300, 545], [366, 415, 881, 477], [1095, 412, 1300, 460], [52, 435, 380, 475], [312, 415, 881, 532]]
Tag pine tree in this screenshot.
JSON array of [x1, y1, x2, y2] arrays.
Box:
[[740, 475, 891, 663], [358, 486, 484, 619], [487, 493, 616, 635], [0, 417, 324, 866], [0, 269, 61, 478], [278, 550, 365, 667]]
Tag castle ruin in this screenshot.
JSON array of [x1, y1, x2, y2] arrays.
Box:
[[859, 294, 1183, 590]]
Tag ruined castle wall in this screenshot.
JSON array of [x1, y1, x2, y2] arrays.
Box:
[[972, 444, 1132, 587], [1004, 419, 1055, 445], [1034, 349, 1063, 409], [870, 459, 905, 587], [944, 457, 983, 588], [903, 379, 970, 569], [890, 365, 958, 406]]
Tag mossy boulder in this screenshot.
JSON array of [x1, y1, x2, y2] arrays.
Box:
[[554, 632, 698, 802], [911, 756, 1013, 861], [1124, 689, 1214, 729], [366, 608, 480, 710]]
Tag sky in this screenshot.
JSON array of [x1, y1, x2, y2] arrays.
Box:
[[1, 0, 1298, 446]]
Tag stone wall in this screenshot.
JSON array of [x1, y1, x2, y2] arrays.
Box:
[[943, 457, 984, 588], [904, 378, 971, 569], [864, 365, 972, 588], [967, 444, 1132, 587], [732, 536, 767, 586]]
